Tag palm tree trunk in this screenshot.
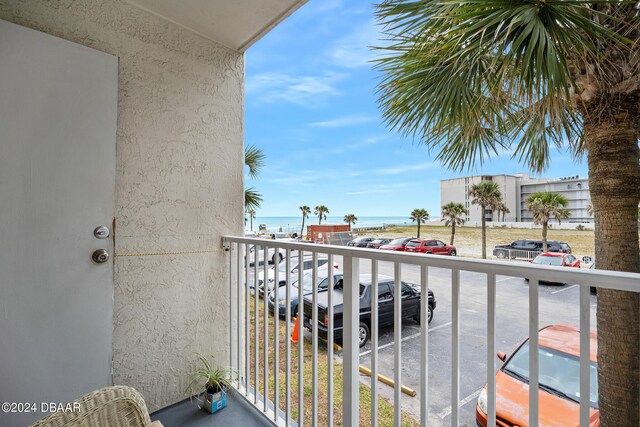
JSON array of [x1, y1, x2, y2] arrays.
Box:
[[417, 221, 421, 238], [250, 216, 253, 232], [300, 217, 305, 239], [481, 208, 486, 259], [585, 111, 640, 426], [319, 216, 322, 225], [541, 222, 548, 252], [450, 222, 455, 245]]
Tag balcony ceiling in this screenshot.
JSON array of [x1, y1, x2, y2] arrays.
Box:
[[126, 0, 307, 52]]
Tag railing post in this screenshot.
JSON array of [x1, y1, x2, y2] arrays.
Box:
[[342, 254, 359, 427]]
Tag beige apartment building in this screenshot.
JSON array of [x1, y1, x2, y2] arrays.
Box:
[[440, 173, 593, 223]]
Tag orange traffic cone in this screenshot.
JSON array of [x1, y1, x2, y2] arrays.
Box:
[[291, 316, 299, 343]]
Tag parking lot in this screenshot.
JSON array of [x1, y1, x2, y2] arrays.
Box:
[[250, 256, 598, 426]]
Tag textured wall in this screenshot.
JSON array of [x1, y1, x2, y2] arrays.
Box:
[[0, 0, 244, 411]]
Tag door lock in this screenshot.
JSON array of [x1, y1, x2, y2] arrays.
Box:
[[92, 249, 110, 264], [94, 226, 110, 239]]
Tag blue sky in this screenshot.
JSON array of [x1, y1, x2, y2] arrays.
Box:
[[245, 0, 588, 217]]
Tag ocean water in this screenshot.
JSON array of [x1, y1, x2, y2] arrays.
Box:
[[244, 216, 412, 233]]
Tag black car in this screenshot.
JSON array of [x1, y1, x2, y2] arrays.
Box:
[[347, 237, 376, 247], [493, 239, 571, 259], [302, 274, 436, 347]]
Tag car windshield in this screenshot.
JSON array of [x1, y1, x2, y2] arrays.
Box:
[[503, 343, 598, 408], [278, 260, 297, 273], [293, 273, 315, 292], [532, 256, 564, 266], [406, 241, 420, 247], [388, 238, 407, 245]]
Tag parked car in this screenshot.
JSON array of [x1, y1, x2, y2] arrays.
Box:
[[379, 237, 415, 251], [302, 274, 436, 347], [347, 237, 376, 247], [404, 239, 457, 256], [525, 252, 580, 285], [493, 240, 571, 260], [268, 271, 343, 317], [366, 238, 392, 249], [246, 234, 296, 265], [254, 255, 335, 297], [476, 325, 598, 427]]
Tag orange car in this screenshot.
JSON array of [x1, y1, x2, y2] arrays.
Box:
[[476, 325, 598, 427]]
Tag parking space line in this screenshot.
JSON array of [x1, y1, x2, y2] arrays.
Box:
[[496, 276, 515, 283], [552, 284, 578, 294], [436, 388, 483, 419], [359, 321, 453, 357]]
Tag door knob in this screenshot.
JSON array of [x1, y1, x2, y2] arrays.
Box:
[[92, 249, 110, 264]]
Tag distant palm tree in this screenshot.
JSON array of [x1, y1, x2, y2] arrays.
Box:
[[410, 208, 429, 238], [247, 208, 256, 232], [526, 192, 571, 251], [299, 205, 311, 238], [496, 202, 510, 222], [344, 214, 358, 228], [441, 202, 468, 245], [314, 205, 329, 224], [244, 145, 266, 211], [469, 182, 503, 259]]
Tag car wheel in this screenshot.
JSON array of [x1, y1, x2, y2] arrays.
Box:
[[496, 250, 506, 259], [358, 322, 370, 347], [449, 250, 456, 256], [416, 305, 434, 324], [272, 252, 283, 264]]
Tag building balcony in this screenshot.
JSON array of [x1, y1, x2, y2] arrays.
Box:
[[216, 236, 639, 426]]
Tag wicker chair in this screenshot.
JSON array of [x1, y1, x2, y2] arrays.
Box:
[[30, 386, 162, 427]]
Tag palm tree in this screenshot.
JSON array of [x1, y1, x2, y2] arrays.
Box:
[[468, 182, 503, 259], [344, 214, 358, 228], [244, 145, 265, 211], [299, 205, 310, 238], [314, 205, 329, 225], [526, 192, 571, 251], [375, 2, 639, 421], [441, 202, 468, 245], [409, 208, 429, 238], [496, 202, 511, 222], [247, 209, 256, 232]]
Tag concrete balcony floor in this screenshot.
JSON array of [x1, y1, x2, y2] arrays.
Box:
[[151, 391, 273, 427]]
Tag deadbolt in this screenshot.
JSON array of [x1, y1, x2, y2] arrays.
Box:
[[94, 226, 110, 239], [92, 249, 110, 264]]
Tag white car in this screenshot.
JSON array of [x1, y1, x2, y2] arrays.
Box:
[[246, 235, 295, 265], [256, 255, 336, 296]]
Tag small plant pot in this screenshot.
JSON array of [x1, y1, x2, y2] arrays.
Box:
[[203, 386, 227, 414]]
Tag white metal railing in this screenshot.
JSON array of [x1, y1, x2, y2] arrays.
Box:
[[223, 236, 640, 427]]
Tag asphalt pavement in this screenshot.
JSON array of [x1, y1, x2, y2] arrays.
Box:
[[249, 255, 598, 426]]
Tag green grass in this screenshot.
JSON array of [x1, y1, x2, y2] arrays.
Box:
[[247, 299, 419, 426]]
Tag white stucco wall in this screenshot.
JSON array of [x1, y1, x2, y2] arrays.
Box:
[[0, 0, 243, 411]]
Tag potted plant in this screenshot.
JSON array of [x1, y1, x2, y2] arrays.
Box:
[[185, 353, 232, 414]]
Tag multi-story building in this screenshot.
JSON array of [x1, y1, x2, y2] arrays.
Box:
[[440, 173, 592, 223]]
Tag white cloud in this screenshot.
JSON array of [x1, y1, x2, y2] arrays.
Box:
[[378, 161, 437, 176], [346, 182, 411, 195], [246, 72, 344, 107], [309, 115, 375, 128], [326, 19, 383, 69]]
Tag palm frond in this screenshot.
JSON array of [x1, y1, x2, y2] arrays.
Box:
[[245, 187, 263, 211], [245, 145, 266, 179]]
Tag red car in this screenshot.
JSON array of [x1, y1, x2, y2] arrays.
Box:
[[532, 252, 581, 268], [404, 239, 457, 256], [379, 237, 415, 251]]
